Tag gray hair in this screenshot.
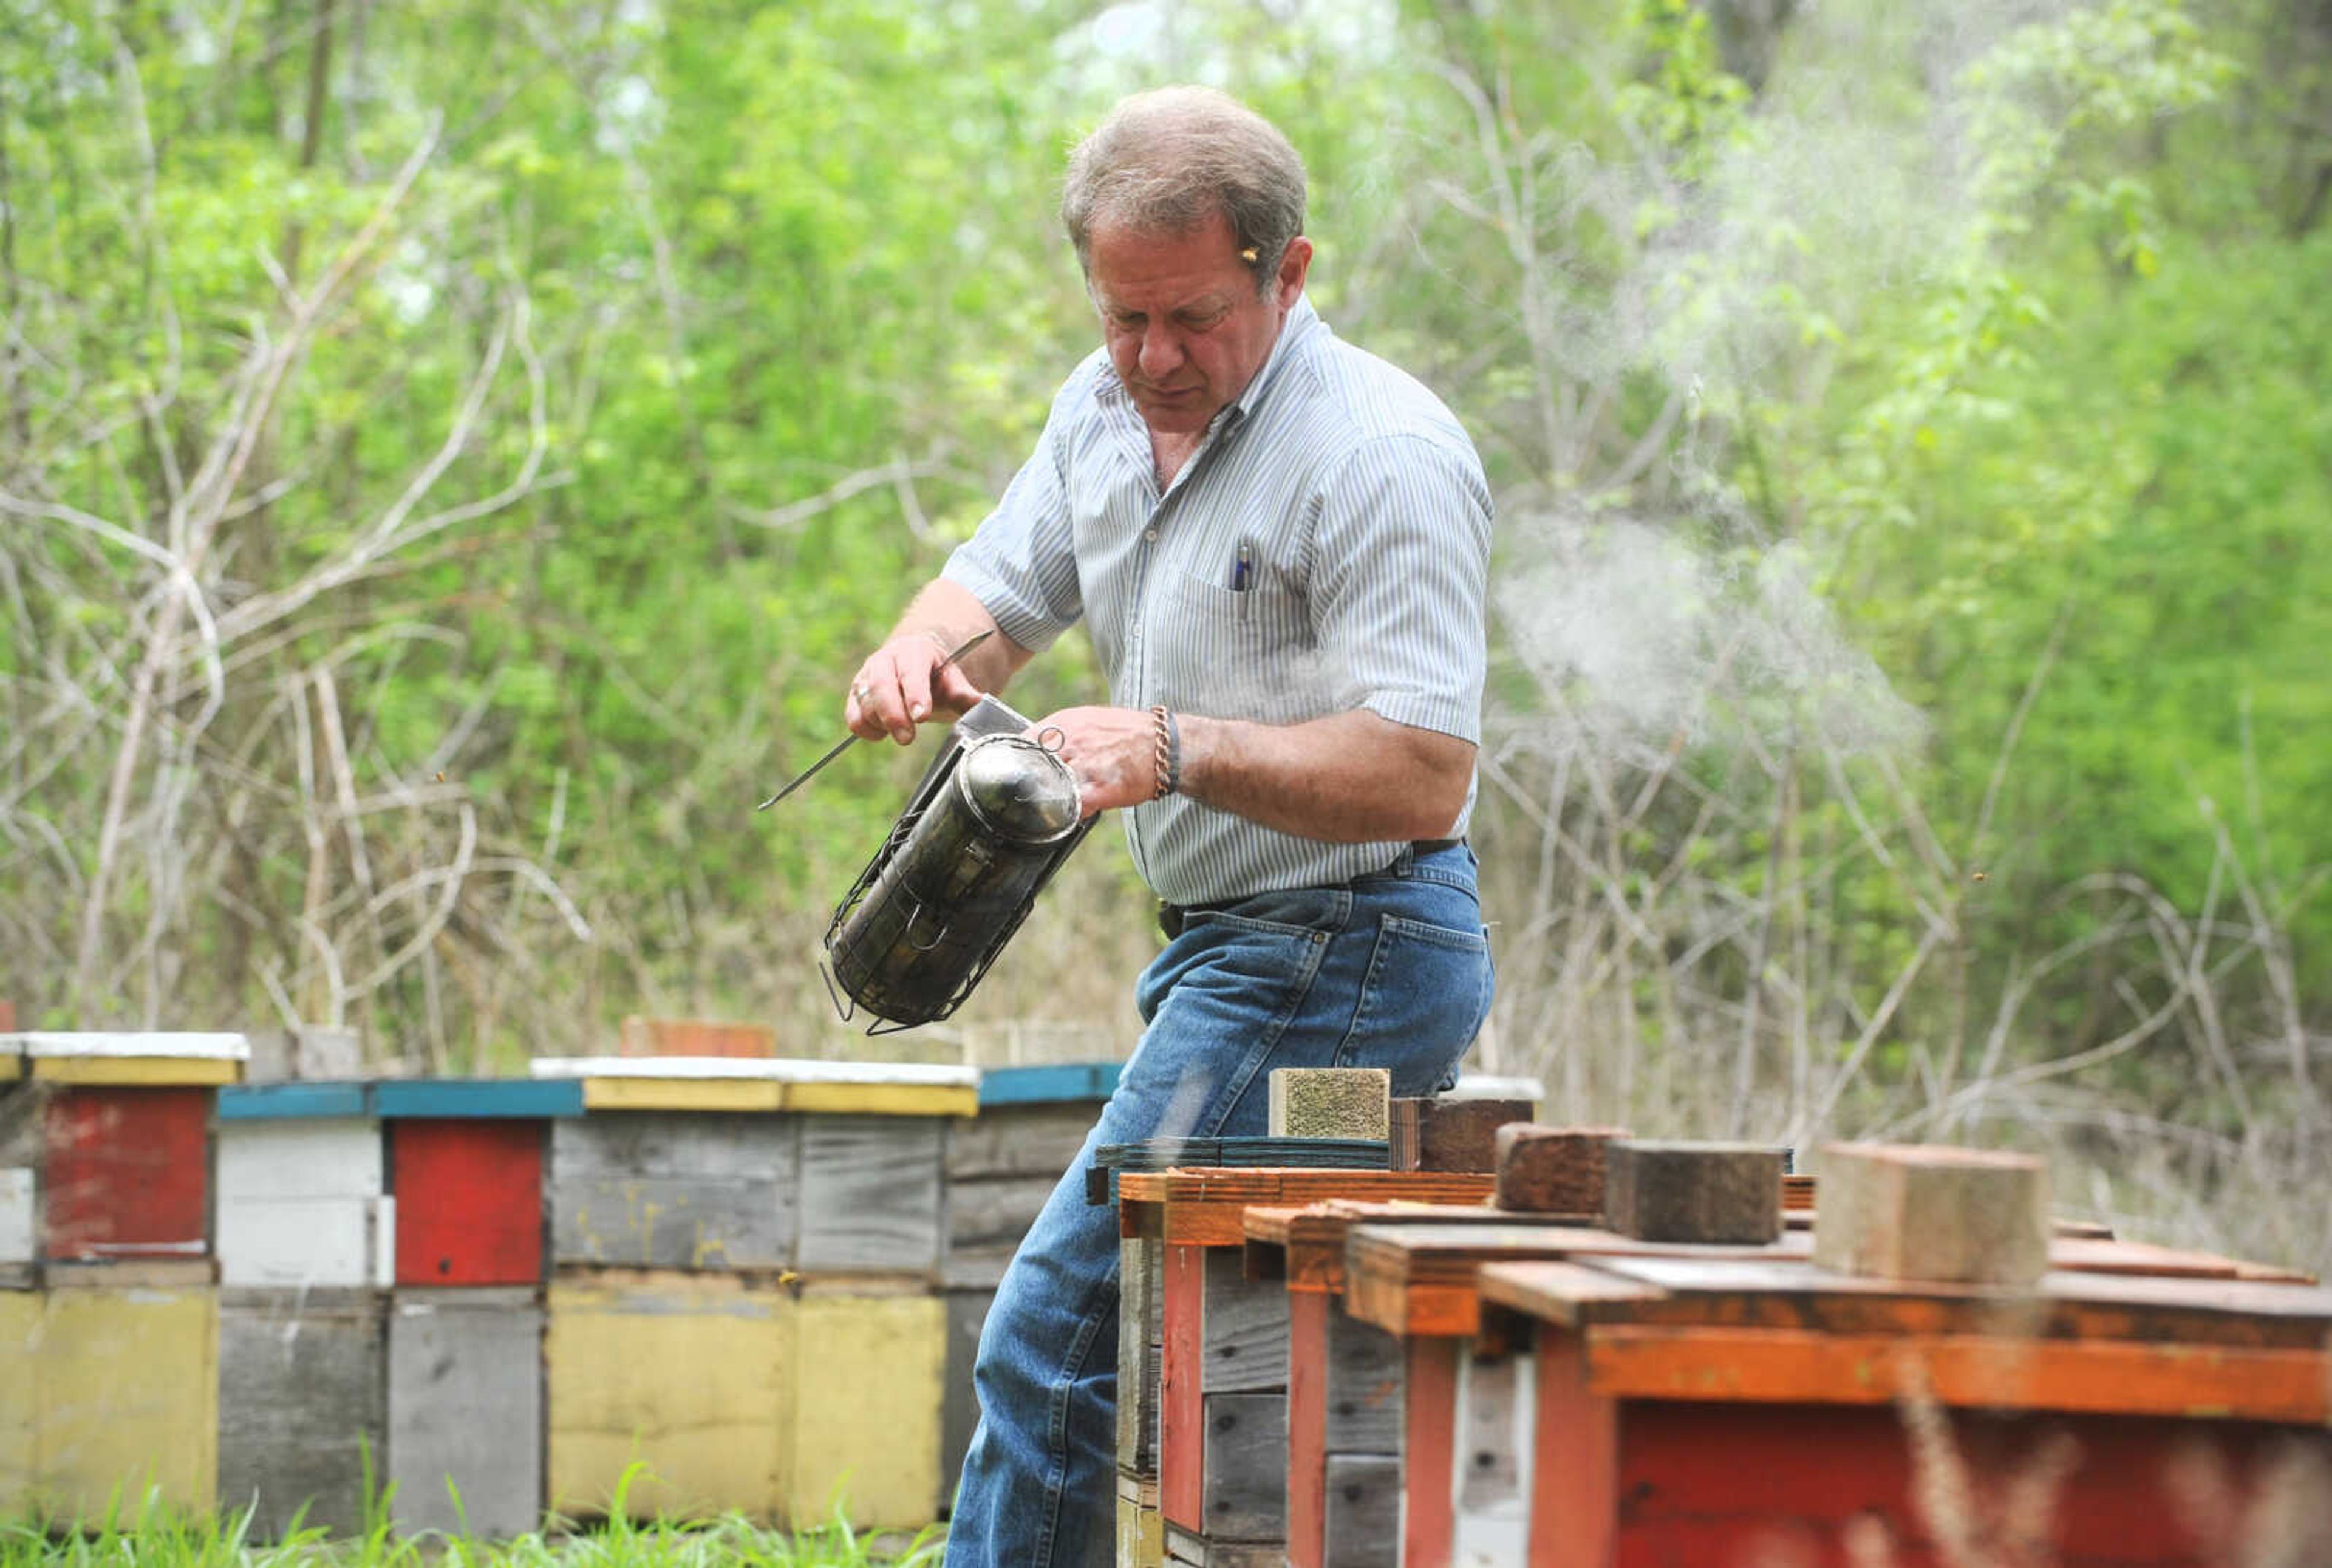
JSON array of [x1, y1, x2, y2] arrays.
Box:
[[1060, 86, 1307, 293]]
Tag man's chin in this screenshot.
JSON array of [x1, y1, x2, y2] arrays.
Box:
[[1134, 394, 1216, 434]]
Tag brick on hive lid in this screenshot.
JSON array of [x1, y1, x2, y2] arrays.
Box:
[[1493, 1124, 1631, 1214], [1813, 1141, 2050, 1286], [619, 1016, 778, 1058], [1267, 1068, 1389, 1141], [1393, 1096, 1541, 1173], [1602, 1139, 1786, 1244]]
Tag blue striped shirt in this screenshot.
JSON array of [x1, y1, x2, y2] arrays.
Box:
[[942, 296, 1492, 906]]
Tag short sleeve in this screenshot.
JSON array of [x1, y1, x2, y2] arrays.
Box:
[[941, 387, 1086, 653], [1307, 434, 1493, 743]]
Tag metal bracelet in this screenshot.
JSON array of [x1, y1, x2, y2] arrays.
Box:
[[1149, 705, 1175, 800]]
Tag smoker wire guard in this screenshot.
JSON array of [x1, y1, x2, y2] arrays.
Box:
[[822, 698, 1097, 1034]]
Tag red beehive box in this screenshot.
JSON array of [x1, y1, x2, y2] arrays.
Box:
[[380, 1079, 577, 1287], [44, 1087, 211, 1260]]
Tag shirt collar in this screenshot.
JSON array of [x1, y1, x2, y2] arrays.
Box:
[[1222, 293, 1318, 426]]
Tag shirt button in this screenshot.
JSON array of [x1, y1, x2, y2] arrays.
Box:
[[1143, 528, 1157, 542]]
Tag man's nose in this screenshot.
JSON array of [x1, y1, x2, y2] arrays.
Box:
[[1139, 322, 1184, 380]]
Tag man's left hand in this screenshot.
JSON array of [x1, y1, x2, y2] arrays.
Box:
[[1029, 706, 1161, 816]]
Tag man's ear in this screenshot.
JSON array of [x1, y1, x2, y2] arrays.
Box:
[[1275, 236, 1315, 307]]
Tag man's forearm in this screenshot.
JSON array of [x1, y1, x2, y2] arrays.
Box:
[[885, 579, 1028, 697], [1176, 707, 1473, 844]]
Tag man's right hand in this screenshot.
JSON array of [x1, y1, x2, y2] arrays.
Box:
[[847, 630, 988, 745]]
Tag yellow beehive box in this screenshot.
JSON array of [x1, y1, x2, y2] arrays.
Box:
[[777, 1287, 945, 1530], [0, 1290, 36, 1507], [546, 1272, 784, 1521], [36, 1284, 219, 1519]]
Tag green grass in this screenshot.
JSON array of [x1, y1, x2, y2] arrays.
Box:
[[0, 1478, 945, 1568]]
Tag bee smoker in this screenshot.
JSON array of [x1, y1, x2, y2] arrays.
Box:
[[824, 695, 1095, 1032]]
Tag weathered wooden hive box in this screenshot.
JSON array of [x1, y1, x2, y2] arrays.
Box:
[[379, 1077, 581, 1538], [212, 1080, 384, 1538], [531, 1056, 975, 1531], [0, 1033, 241, 1524]]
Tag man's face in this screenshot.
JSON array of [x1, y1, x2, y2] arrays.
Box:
[[1088, 212, 1313, 438]]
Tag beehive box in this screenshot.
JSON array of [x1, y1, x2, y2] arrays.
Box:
[[546, 1270, 785, 1522], [35, 1268, 220, 1521], [215, 1085, 386, 1288], [379, 1079, 582, 1287], [389, 1287, 544, 1537], [217, 1287, 384, 1538], [777, 1285, 946, 1529], [8, 1035, 244, 1264]]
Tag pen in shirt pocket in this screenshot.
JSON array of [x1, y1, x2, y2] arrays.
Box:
[[1232, 542, 1252, 621]]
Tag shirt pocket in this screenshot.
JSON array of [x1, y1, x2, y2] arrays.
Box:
[[1165, 565, 1337, 724]]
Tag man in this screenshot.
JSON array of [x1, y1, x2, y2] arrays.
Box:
[[844, 86, 1494, 1567]]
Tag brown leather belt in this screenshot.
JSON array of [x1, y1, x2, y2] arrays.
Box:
[[1156, 839, 1465, 939]]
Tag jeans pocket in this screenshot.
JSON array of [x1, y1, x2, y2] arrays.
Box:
[[1332, 914, 1495, 1086]]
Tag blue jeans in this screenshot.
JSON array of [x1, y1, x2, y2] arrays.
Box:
[[943, 843, 1495, 1567]]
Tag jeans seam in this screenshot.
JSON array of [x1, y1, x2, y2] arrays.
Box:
[[1197, 913, 1335, 1135], [1032, 1253, 1120, 1568]]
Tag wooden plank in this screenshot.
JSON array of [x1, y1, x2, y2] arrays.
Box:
[[1325, 1305, 1405, 1454], [946, 1102, 1097, 1178], [217, 1289, 385, 1539], [947, 1171, 1059, 1259], [388, 1290, 545, 1538], [1268, 1069, 1390, 1140], [20, 1034, 247, 1088], [217, 1083, 370, 1120], [1813, 1140, 2050, 1286], [1475, 1259, 1672, 1328], [1524, 1326, 1615, 1568], [1320, 1454, 1399, 1568], [216, 1117, 382, 1289], [797, 1115, 944, 1276], [1118, 1470, 1165, 1568], [940, 1286, 989, 1517], [1118, 1171, 1495, 1248], [1118, 1236, 1164, 1481], [785, 1080, 978, 1117], [1564, 1252, 2332, 1349], [582, 1077, 785, 1113], [32, 1057, 239, 1086], [0, 1168, 32, 1265], [1160, 1242, 1205, 1528], [1343, 1221, 1779, 1339], [1202, 1246, 1287, 1394], [1199, 1392, 1285, 1542], [1602, 1139, 1784, 1244], [776, 1291, 944, 1529], [1585, 1324, 2332, 1421], [545, 1273, 782, 1521], [1401, 1336, 1459, 1568], [1285, 1291, 1329, 1568], [1450, 1347, 1532, 1567], [39, 1284, 219, 1521], [549, 1113, 798, 1272], [1611, 1396, 2332, 1565], [43, 1086, 211, 1261], [393, 1119, 545, 1286], [375, 1078, 584, 1119], [1164, 1524, 1284, 1567], [0, 1290, 37, 1506], [977, 1061, 1120, 1106]]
